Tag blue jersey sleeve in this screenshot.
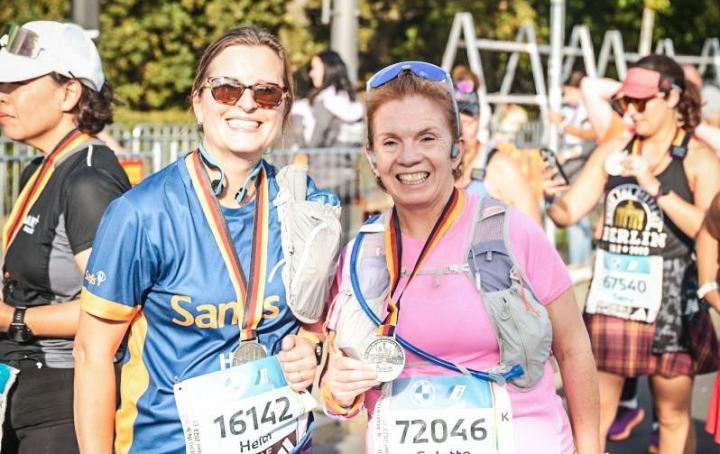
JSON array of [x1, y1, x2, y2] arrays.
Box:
[[80, 196, 156, 321]]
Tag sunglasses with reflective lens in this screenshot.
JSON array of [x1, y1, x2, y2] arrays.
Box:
[[366, 61, 460, 137], [1, 25, 42, 58], [611, 95, 664, 115], [202, 77, 286, 108]]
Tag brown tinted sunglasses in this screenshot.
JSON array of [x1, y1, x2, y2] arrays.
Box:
[[202, 77, 286, 108]]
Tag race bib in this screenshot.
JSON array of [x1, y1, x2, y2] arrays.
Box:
[[371, 375, 515, 454], [586, 250, 663, 323], [174, 356, 316, 454]]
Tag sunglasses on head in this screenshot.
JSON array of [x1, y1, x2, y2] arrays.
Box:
[[1, 25, 42, 59], [367, 61, 460, 137], [202, 77, 286, 108]]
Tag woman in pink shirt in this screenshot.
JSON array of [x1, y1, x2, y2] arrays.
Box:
[[320, 61, 600, 454]]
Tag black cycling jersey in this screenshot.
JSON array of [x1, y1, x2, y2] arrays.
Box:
[[1, 133, 131, 368]]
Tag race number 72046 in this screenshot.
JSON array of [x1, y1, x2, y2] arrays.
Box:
[[395, 418, 487, 444], [213, 396, 293, 438]]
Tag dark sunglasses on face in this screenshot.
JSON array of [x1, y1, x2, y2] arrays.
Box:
[[202, 77, 286, 108], [611, 93, 666, 115]]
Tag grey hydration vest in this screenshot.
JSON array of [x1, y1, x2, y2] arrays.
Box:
[[335, 197, 553, 390]]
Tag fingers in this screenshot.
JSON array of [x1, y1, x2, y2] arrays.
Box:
[[284, 368, 317, 392], [325, 354, 380, 400], [277, 334, 318, 392], [277, 335, 312, 363], [281, 334, 296, 352]]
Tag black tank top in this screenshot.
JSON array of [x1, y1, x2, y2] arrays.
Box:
[[599, 131, 694, 259]]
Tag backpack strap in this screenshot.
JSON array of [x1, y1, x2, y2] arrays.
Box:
[[670, 130, 692, 161], [468, 197, 539, 301], [467, 197, 509, 293]]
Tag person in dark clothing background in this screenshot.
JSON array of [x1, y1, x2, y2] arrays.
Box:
[[0, 21, 130, 453]]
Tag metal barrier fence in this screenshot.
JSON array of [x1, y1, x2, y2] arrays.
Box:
[[0, 120, 546, 220]]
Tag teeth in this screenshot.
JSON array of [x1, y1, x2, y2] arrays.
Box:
[[397, 172, 429, 184], [226, 119, 260, 130]]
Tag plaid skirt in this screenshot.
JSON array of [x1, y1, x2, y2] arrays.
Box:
[[585, 311, 718, 377]]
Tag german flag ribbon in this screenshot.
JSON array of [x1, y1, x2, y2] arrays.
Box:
[[2, 129, 91, 255], [632, 128, 685, 156], [186, 150, 269, 342], [377, 188, 465, 337]]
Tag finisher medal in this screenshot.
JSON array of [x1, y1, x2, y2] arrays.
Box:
[[232, 341, 268, 367], [364, 336, 406, 382], [604, 150, 626, 176]]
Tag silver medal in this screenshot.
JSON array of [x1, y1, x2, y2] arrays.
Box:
[[363, 336, 406, 382], [232, 341, 268, 366], [604, 150, 627, 176]]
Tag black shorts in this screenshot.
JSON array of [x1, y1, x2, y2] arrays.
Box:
[[1, 360, 78, 454]]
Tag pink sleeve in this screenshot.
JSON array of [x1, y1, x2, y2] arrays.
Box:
[[508, 210, 572, 305], [324, 240, 353, 332]]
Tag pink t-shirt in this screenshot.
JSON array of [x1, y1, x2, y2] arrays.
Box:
[[327, 193, 575, 453]]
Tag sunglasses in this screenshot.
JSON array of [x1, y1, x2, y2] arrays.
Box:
[[611, 94, 665, 115], [367, 61, 460, 137], [202, 77, 286, 108], [1, 25, 42, 58]]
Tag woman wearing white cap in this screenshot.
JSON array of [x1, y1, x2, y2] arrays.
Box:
[[546, 54, 720, 452], [0, 21, 130, 453]]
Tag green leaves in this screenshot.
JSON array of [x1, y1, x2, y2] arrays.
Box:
[[2, 0, 718, 114]]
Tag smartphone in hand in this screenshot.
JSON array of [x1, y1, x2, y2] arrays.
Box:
[[540, 147, 570, 185]]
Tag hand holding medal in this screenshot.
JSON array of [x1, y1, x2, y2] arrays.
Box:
[[324, 332, 380, 408], [363, 189, 464, 382]]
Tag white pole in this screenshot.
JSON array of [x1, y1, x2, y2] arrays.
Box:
[[546, 0, 565, 246], [639, 7, 655, 56], [330, 0, 359, 85], [548, 0, 564, 153]]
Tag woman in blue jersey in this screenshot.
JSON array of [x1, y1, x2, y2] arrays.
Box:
[[73, 27, 336, 454]]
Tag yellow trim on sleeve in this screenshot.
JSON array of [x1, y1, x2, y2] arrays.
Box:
[[114, 312, 151, 454], [81, 288, 139, 321]]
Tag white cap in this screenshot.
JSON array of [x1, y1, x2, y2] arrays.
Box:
[[0, 21, 105, 91]]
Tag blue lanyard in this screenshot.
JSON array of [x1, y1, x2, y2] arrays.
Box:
[[349, 227, 524, 385]]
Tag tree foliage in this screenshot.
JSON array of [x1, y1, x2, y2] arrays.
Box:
[[1, 0, 718, 112]]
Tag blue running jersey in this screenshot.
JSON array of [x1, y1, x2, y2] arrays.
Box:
[[81, 158, 318, 454]]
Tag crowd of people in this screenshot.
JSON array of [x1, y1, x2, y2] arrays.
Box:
[[0, 18, 720, 454]]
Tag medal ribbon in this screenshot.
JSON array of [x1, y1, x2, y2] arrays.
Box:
[[2, 129, 90, 255], [186, 150, 269, 342], [378, 188, 465, 337], [671, 128, 686, 148], [632, 128, 685, 156]]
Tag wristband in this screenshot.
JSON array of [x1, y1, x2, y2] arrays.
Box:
[[321, 383, 364, 417], [297, 331, 323, 365], [297, 330, 322, 345], [697, 282, 719, 300], [650, 181, 671, 200]]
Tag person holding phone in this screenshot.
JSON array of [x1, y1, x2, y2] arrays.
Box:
[[456, 88, 542, 225], [546, 54, 720, 453]]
